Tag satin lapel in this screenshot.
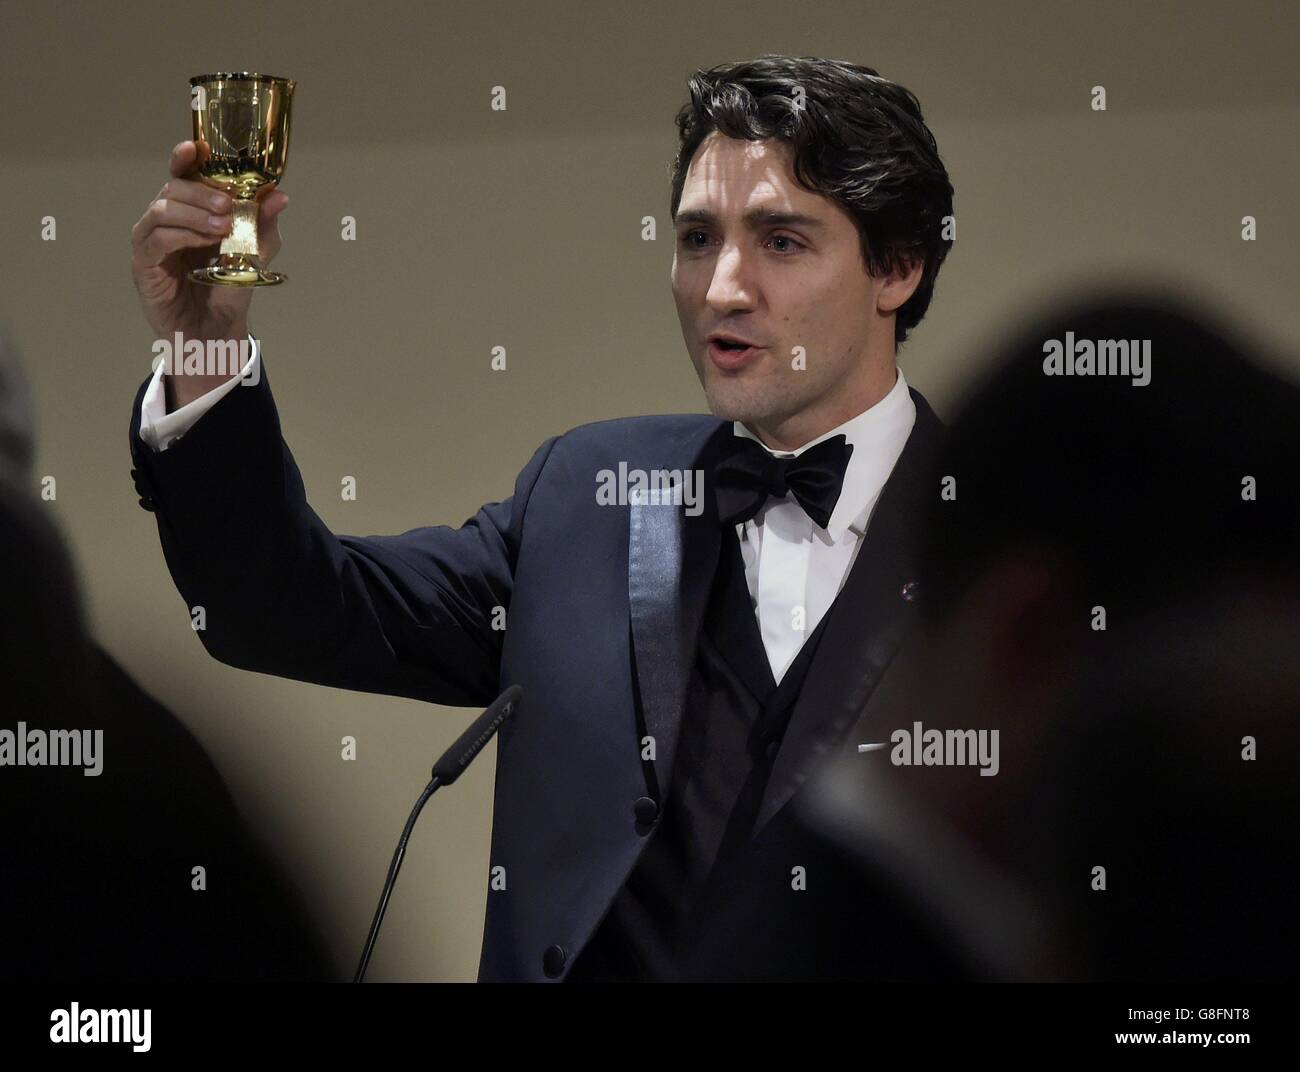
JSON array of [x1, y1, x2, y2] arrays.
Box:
[[628, 420, 730, 794], [753, 389, 947, 836]]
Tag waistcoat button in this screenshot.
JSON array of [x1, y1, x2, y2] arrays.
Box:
[[542, 944, 567, 977]]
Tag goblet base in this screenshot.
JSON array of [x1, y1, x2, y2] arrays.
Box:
[[189, 257, 286, 287]]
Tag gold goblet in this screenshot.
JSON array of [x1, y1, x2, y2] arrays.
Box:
[[188, 72, 295, 286]]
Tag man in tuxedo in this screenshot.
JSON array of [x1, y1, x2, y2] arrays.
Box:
[[126, 55, 955, 981]]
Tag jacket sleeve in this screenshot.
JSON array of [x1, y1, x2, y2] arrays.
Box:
[[128, 355, 558, 708]]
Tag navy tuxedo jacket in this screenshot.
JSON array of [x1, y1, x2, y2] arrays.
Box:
[[128, 358, 950, 982]]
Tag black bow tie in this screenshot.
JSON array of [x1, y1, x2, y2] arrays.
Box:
[[713, 433, 854, 529]]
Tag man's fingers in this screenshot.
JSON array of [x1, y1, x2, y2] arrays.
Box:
[[140, 145, 287, 268], [131, 224, 222, 269], [132, 198, 230, 246], [161, 177, 232, 213], [169, 139, 197, 178], [255, 192, 289, 261], [169, 137, 214, 178], [260, 191, 289, 218]]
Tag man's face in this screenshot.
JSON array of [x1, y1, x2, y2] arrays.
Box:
[[671, 131, 899, 446]]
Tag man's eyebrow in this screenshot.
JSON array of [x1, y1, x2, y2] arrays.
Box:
[[673, 208, 826, 230]]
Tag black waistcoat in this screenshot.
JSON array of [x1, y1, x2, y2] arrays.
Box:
[[566, 519, 842, 982]]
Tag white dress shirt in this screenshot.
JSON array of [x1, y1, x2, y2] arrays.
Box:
[[731, 367, 916, 683], [137, 342, 916, 682], [138, 335, 261, 453]]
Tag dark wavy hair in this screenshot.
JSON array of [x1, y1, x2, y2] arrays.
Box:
[[668, 55, 954, 347]]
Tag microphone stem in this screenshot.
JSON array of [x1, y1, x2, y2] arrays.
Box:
[[353, 775, 442, 983]]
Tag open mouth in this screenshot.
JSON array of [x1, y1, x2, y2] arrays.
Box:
[[707, 338, 763, 369]]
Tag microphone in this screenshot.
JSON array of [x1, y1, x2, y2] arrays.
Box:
[[353, 684, 522, 983]]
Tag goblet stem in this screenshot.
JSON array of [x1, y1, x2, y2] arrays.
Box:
[[220, 197, 261, 258], [189, 194, 285, 286]]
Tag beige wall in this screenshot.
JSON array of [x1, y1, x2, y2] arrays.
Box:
[[0, 0, 1294, 980]]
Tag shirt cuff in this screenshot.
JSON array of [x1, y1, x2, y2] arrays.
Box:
[[139, 335, 261, 453]]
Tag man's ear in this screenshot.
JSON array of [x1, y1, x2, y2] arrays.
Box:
[[876, 250, 926, 317]]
